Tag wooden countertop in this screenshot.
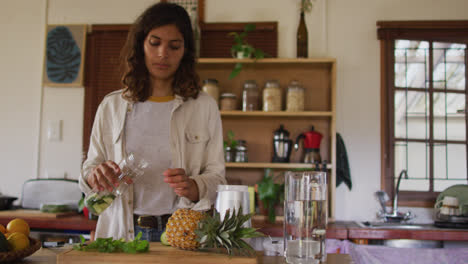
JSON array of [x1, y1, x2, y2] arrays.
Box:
[[345, 221, 468, 241], [1, 211, 466, 242], [0, 212, 97, 232], [21, 243, 353, 264], [253, 217, 468, 241]]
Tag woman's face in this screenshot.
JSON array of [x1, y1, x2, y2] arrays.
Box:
[[143, 24, 185, 82]]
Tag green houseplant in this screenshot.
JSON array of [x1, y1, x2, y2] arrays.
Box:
[[257, 168, 284, 223], [223, 130, 238, 162], [228, 24, 266, 79]]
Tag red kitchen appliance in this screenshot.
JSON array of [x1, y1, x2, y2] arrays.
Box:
[[294, 126, 323, 163]]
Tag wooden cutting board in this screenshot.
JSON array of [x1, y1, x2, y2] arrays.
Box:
[[57, 242, 257, 264], [0, 209, 78, 218]]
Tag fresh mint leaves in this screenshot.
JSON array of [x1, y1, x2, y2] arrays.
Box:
[[73, 231, 149, 253]]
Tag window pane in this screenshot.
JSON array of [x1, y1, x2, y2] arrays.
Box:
[[448, 144, 467, 180], [433, 143, 467, 192], [394, 142, 429, 191], [433, 92, 466, 141], [395, 91, 429, 139], [395, 40, 429, 89], [434, 143, 447, 180], [433, 42, 466, 90]]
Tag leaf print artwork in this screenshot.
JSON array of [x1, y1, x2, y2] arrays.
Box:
[[46, 26, 81, 83]]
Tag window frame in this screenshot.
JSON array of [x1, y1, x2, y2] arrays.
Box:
[[378, 21, 468, 207]]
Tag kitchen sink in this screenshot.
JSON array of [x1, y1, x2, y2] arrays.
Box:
[[357, 221, 435, 230]]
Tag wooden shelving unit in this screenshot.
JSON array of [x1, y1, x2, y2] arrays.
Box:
[[226, 162, 332, 169], [197, 58, 337, 219], [221, 110, 333, 117]]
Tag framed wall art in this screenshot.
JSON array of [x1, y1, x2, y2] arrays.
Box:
[[43, 24, 87, 87]]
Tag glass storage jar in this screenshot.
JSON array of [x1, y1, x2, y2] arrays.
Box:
[[286, 80, 305, 112], [220, 93, 237, 110], [242, 80, 259, 111], [202, 79, 220, 105], [235, 140, 248, 162], [262, 80, 282, 112]]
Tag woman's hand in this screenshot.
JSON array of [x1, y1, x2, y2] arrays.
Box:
[[163, 168, 199, 202], [86, 161, 127, 192]]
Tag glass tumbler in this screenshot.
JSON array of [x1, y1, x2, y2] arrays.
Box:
[[284, 171, 327, 264], [85, 153, 149, 215]]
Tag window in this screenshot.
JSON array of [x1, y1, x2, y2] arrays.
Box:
[[378, 21, 468, 207]]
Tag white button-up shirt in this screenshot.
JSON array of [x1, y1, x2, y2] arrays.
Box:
[[79, 90, 226, 240]]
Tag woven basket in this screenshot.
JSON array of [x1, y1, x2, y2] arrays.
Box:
[[0, 237, 41, 262]]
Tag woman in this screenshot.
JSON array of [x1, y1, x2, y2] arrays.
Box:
[[78, 2, 226, 241]]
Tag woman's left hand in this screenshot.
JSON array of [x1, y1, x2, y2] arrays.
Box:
[[163, 168, 199, 202]]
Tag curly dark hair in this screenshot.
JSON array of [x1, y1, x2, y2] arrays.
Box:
[[120, 2, 200, 102]]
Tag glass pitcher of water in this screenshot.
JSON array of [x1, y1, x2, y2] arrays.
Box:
[[284, 171, 327, 264]]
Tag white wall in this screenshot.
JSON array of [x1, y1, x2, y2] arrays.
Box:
[[0, 0, 45, 200], [1, 0, 468, 221]]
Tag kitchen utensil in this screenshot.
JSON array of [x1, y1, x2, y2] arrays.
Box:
[[272, 124, 293, 163], [435, 184, 468, 217], [375, 190, 389, 214], [294, 126, 323, 163], [21, 179, 82, 209], [0, 195, 17, 210], [215, 185, 251, 228], [284, 171, 327, 264]]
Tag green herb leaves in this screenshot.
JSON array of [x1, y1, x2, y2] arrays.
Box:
[[73, 231, 149, 254]]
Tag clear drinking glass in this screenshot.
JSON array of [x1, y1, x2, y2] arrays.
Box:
[[85, 153, 149, 215], [284, 171, 327, 264]]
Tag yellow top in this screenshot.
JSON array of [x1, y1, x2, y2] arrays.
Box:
[[147, 95, 175, 102]]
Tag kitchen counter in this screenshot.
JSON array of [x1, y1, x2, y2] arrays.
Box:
[[253, 217, 468, 242], [346, 221, 468, 241], [0, 211, 97, 240], [2, 212, 466, 243], [20, 243, 353, 264]]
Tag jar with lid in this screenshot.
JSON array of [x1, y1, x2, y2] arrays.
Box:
[[220, 93, 237, 111], [286, 80, 305, 112], [262, 80, 282, 112], [242, 80, 259, 111], [202, 79, 220, 105], [235, 140, 248, 162]]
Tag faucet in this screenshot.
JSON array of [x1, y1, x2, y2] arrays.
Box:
[[377, 170, 414, 222]]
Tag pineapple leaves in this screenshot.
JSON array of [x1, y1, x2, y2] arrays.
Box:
[[194, 207, 264, 257]]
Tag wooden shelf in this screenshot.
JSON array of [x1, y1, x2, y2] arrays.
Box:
[[198, 57, 336, 64], [221, 111, 333, 117], [226, 162, 332, 169], [197, 58, 337, 219]]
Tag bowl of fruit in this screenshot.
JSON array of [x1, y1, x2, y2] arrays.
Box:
[[0, 218, 41, 262]]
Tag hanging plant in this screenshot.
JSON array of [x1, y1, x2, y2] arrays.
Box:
[[228, 24, 266, 80], [300, 0, 315, 13]]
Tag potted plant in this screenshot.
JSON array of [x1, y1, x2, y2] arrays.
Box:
[[228, 24, 266, 79], [256, 168, 284, 223], [223, 130, 238, 162]]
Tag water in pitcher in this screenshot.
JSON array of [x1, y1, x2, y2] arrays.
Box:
[[284, 200, 327, 264]]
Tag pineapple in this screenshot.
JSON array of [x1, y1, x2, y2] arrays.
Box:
[[165, 207, 264, 256]]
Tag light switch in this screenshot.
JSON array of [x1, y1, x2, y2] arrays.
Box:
[[47, 120, 62, 141]]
